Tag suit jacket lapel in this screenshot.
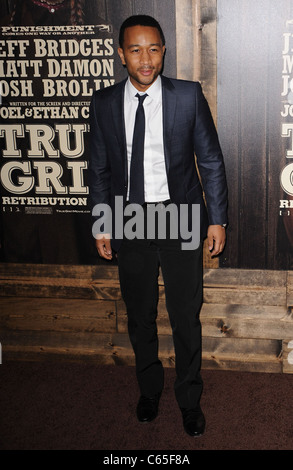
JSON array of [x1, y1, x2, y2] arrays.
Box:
[[109, 76, 176, 183], [110, 79, 127, 152], [110, 79, 128, 185], [161, 75, 177, 174]]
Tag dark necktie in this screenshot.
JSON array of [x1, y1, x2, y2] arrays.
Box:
[[129, 93, 148, 205]]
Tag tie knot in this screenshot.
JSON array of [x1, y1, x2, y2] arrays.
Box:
[[136, 93, 148, 105]]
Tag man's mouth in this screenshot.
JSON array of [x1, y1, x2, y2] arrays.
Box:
[[138, 67, 154, 76]]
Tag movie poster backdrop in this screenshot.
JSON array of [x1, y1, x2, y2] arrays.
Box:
[[0, 0, 176, 265], [0, 1, 115, 264], [7, 0, 293, 271], [217, 0, 293, 270]]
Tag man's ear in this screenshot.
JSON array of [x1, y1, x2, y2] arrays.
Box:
[[118, 48, 126, 65]]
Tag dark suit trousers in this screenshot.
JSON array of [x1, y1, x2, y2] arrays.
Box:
[[117, 208, 203, 410]]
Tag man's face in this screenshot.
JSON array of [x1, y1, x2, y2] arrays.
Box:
[[118, 25, 165, 92]]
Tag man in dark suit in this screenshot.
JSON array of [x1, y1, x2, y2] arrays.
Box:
[[89, 15, 228, 437]]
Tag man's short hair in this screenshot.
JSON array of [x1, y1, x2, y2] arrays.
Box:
[[119, 15, 165, 48]]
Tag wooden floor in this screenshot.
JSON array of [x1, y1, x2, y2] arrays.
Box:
[[1, 263, 293, 373]]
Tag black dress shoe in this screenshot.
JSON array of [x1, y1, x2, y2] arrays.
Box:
[[136, 393, 161, 423], [180, 406, 205, 437]]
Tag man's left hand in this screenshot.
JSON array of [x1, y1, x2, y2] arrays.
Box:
[[207, 225, 226, 257]]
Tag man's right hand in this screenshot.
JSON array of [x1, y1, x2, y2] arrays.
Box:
[[95, 235, 112, 260]]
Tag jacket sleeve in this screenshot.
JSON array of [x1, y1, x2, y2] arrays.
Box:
[[89, 92, 112, 211], [193, 82, 228, 226]]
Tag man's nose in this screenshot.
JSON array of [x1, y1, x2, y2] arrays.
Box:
[[140, 50, 151, 64]]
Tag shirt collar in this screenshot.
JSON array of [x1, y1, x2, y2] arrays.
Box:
[[125, 75, 162, 103]]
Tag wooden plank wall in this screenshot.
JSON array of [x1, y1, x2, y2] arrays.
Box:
[[1, 263, 293, 373], [176, 0, 220, 269]]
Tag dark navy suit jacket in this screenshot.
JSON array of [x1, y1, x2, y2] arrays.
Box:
[[89, 75, 228, 252]]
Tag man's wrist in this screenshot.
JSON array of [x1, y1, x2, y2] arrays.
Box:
[[96, 233, 111, 239]]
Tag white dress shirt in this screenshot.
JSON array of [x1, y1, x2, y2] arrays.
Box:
[[124, 76, 170, 202]]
